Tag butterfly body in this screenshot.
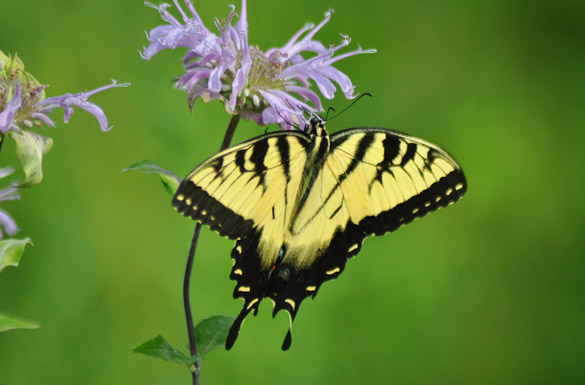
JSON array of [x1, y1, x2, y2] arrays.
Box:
[[173, 117, 466, 350]]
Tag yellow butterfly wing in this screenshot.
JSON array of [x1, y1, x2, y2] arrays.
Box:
[[173, 131, 311, 323], [266, 128, 466, 326]]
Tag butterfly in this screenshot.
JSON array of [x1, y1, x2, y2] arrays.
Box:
[[173, 116, 466, 350]]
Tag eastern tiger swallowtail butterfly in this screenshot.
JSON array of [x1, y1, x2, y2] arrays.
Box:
[[173, 116, 466, 350]]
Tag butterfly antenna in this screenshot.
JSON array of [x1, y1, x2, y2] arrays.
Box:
[[325, 106, 336, 120], [327, 92, 372, 122]]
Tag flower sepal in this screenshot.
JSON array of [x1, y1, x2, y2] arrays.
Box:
[[0, 51, 43, 89], [8, 129, 53, 188]]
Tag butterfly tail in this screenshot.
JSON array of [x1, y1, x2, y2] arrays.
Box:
[[226, 305, 253, 350]]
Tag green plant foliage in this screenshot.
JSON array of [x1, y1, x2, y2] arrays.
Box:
[[194, 315, 236, 355], [133, 335, 201, 365], [0, 238, 32, 273], [0, 315, 39, 332], [122, 160, 180, 195], [133, 315, 235, 366]]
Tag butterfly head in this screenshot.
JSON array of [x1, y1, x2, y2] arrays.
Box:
[[306, 116, 328, 138]]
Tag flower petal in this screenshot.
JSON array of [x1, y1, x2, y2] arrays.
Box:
[[279, 9, 333, 59], [0, 209, 18, 239], [0, 83, 22, 133], [37, 81, 130, 132], [142, 1, 215, 60], [284, 85, 323, 110], [235, 0, 248, 34]]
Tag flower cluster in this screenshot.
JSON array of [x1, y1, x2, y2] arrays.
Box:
[[0, 50, 129, 239], [0, 51, 129, 134], [142, 0, 375, 129]]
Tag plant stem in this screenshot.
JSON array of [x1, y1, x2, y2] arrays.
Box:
[[184, 114, 241, 385], [220, 114, 241, 151], [184, 223, 202, 385]]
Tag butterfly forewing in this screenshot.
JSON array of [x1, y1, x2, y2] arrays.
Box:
[[174, 132, 309, 239]]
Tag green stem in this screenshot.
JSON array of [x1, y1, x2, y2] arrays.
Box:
[[184, 114, 241, 385]]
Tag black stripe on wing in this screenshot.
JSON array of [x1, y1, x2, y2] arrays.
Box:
[[360, 169, 466, 235], [173, 180, 254, 239]]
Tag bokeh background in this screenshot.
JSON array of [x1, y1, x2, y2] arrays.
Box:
[[1, 0, 584, 384]]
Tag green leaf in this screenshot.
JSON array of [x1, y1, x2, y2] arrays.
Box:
[[8, 129, 53, 188], [122, 160, 181, 195], [0, 315, 39, 332], [133, 335, 201, 365], [195, 315, 236, 355], [0, 238, 32, 273]]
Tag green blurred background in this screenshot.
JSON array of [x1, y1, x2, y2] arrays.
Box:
[[1, 0, 584, 384]]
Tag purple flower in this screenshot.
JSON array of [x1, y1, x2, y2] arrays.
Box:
[[35, 81, 130, 132], [0, 83, 22, 133], [0, 51, 131, 188], [0, 167, 20, 239], [142, 0, 375, 130], [0, 51, 130, 133]]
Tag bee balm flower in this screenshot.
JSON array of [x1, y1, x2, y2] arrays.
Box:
[[0, 51, 129, 134], [142, 0, 375, 129]]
